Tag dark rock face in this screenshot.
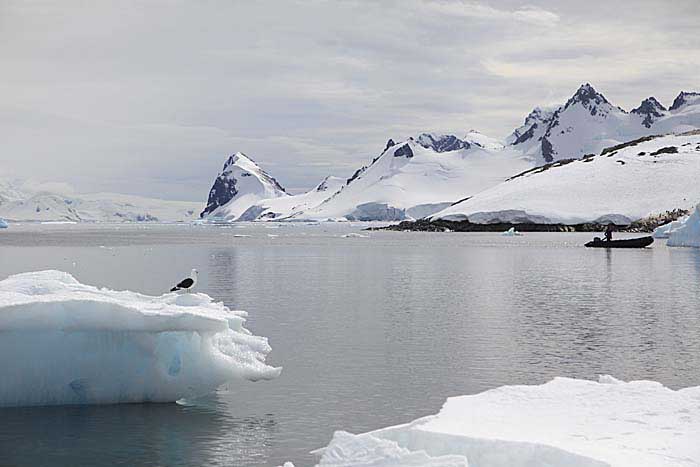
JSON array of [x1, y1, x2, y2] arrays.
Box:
[[200, 172, 237, 217], [416, 134, 470, 153], [512, 122, 538, 145], [384, 139, 396, 151], [632, 97, 667, 128], [393, 144, 414, 158], [346, 166, 367, 185], [669, 91, 700, 111], [541, 137, 556, 163]]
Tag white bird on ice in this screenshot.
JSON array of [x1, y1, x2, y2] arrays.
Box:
[[170, 269, 198, 292]]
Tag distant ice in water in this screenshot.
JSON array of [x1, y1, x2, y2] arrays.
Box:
[[501, 227, 522, 236], [0, 270, 280, 407]]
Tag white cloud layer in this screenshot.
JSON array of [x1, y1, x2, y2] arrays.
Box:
[[1, 0, 699, 199]]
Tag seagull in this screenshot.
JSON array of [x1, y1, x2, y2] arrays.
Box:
[[170, 269, 198, 292]]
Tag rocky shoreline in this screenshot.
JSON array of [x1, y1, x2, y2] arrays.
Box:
[[372, 208, 690, 233]]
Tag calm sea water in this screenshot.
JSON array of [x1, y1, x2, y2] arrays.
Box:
[[1, 223, 699, 467]]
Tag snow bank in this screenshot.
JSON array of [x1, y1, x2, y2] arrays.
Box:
[[667, 204, 700, 247], [0, 270, 281, 407], [315, 376, 700, 467]]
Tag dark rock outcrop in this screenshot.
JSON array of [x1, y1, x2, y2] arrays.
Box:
[[416, 134, 471, 153], [393, 144, 414, 158], [631, 97, 667, 128], [669, 91, 700, 111]]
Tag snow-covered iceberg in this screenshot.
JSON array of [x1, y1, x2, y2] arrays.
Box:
[[0, 217, 8, 228], [667, 204, 700, 247], [652, 216, 688, 238], [315, 376, 700, 467], [0, 270, 281, 407]]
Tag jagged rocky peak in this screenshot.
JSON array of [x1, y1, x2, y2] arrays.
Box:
[[632, 97, 667, 128], [200, 151, 286, 218], [384, 139, 396, 152], [563, 83, 614, 115], [508, 107, 554, 146], [669, 91, 700, 112], [415, 133, 470, 153]]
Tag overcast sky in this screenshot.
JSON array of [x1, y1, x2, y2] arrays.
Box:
[[2, 0, 699, 199]]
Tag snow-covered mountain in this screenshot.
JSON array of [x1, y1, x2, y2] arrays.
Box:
[[0, 180, 200, 222], [432, 130, 700, 225], [198, 84, 700, 224], [237, 176, 345, 221], [200, 152, 287, 221], [509, 84, 700, 163], [298, 134, 531, 221]]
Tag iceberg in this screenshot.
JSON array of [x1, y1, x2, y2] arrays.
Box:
[[652, 216, 688, 238], [315, 376, 700, 467], [0, 270, 281, 407], [500, 227, 522, 237], [667, 204, 700, 247], [0, 218, 8, 228]]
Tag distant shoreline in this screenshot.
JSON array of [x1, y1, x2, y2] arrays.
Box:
[[374, 219, 656, 233]]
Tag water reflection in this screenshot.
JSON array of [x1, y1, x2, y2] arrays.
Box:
[[0, 398, 277, 467]]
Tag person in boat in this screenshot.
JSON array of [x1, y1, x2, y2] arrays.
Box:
[[604, 223, 614, 242]]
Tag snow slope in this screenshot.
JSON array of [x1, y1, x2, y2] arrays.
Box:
[[0, 270, 280, 407], [432, 131, 700, 225], [316, 376, 700, 467], [0, 180, 201, 223], [667, 203, 700, 247], [238, 176, 345, 221], [200, 152, 288, 221], [509, 84, 700, 163], [300, 135, 531, 221]]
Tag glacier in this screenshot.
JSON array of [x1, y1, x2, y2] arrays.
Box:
[[314, 376, 700, 467], [666, 203, 700, 247], [0, 270, 281, 407]]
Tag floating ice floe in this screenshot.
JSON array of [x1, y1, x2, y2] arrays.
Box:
[[314, 376, 700, 467], [666, 204, 700, 247], [0, 270, 281, 407], [341, 233, 369, 238], [501, 227, 522, 236]]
